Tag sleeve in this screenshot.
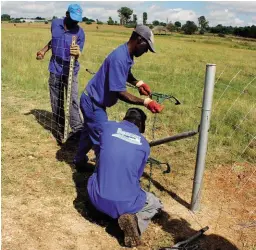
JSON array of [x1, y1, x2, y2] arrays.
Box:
[[108, 59, 128, 92], [77, 29, 85, 52]]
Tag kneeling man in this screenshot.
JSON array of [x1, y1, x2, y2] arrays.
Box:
[[87, 108, 163, 247]]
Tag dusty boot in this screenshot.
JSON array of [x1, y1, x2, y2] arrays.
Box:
[[118, 213, 141, 247]]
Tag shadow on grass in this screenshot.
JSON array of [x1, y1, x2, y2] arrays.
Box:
[[72, 169, 125, 246], [153, 210, 239, 250], [143, 172, 190, 209], [24, 109, 61, 144]]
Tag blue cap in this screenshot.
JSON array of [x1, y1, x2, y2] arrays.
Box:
[[68, 4, 83, 22]]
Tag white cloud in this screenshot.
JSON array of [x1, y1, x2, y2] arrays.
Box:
[[207, 9, 248, 26], [208, 1, 256, 14], [146, 6, 198, 24]]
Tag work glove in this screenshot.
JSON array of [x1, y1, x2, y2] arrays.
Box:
[[70, 44, 81, 58], [136, 81, 151, 96], [36, 50, 45, 60], [144, 98, 164, 113]]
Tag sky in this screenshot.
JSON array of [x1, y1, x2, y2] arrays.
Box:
[[1, 1, 256, 27]]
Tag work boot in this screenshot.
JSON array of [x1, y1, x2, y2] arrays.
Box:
[[118, 214, 141, 247]]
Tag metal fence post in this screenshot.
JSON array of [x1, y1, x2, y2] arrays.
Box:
[[191, 64, 216, 212]]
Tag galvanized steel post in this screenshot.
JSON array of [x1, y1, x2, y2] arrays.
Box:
[[191, 64, 216, 212]]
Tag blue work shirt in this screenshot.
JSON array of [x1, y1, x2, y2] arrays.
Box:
[[85, 43, 134, 107], [87, 120, 150, 219], [49, 18, 85, 77]]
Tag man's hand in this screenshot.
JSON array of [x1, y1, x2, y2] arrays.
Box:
[[136, 81, 152, 96], [144, 98, 164, 113], [70, 44, 81, 58], [36, 50, 45, 60]]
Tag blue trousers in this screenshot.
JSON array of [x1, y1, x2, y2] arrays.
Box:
[[74, 93, 108, 163]]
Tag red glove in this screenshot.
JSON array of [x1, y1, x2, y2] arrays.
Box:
[[144, 98, 164, 113], [136, 81, 151, 96]]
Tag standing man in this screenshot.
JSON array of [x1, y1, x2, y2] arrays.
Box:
[[74, 24, 164, 169], [36, 4, 85, 144], [87, 108, 163, 247]]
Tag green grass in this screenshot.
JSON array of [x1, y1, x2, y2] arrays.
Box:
[[2, 23, 256, 165]]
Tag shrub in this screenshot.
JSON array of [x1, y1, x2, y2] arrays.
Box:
[[86, 21, 92, 25], [218, 33, 225, 37], [124, 23, 136, 28]]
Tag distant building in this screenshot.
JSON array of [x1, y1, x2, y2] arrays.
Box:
[[20, 18, 51, 23]]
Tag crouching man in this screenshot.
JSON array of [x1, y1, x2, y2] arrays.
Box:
[[87, 108, 163, 247]]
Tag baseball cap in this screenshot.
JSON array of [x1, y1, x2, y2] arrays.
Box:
[[135, 24, 155, 53], [68, 4, 83, 22], [124, 108, 147, 133]]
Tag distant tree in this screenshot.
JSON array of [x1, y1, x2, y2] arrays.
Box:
[[143, 12, 147, 25], [117, 7, 133, 25], [96, 19, 103, 24], [152, 20, 160, 26], [182, 21, 198, 35], [82, 16, 95, 22], [133, 14, 137, 24], [35, 16, 44, 20], [52, 16, 57, 20], [198, 16, 209, 34], [114, 21, 118, 25], [86, 21, 92, 25], [107, 16, 114, 25], [166, 22, 176, 32], [1, 14, 11, 21], [159, 22, 166, 27], [174, 21, 181, 30]]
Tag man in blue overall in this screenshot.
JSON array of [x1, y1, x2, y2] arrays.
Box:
[[36, 4, 85, 144], [87, 108, 163, 247], [74, 24, 164, 169]]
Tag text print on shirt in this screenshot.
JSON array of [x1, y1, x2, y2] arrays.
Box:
[[112, 128, 142, 145]]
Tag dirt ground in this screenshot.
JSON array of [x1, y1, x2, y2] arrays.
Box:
[[2, 96, 255, 250]]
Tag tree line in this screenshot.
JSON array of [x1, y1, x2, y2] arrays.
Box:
[[2, 9, 256, 39]]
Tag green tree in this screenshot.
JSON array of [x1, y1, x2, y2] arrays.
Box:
[[198, 16, 209, 34], [96, 19, 103, 25], [182, 21, 198, 35], [1, 14, 11, 21], [152, 20, 160, 26], [117, 7, 133, 25], [133, 14, 137, 24], [166, 22, 176, 32], [107, 16, 114, 25], [174, 21, 181, 30], [159, 22, 166, 27], [143, 12, 147, 25], [52, 16, 57, 20]]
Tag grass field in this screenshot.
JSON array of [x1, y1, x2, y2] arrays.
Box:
[[2, 22, 256, 250]]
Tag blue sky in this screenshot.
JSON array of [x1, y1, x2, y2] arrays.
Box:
[[1, 1, 256, 27]]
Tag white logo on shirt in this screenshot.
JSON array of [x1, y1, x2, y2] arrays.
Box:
[[112, 128, 142, 145]]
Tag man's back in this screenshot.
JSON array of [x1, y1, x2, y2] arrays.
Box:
[[87, 120, 150, 218]]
